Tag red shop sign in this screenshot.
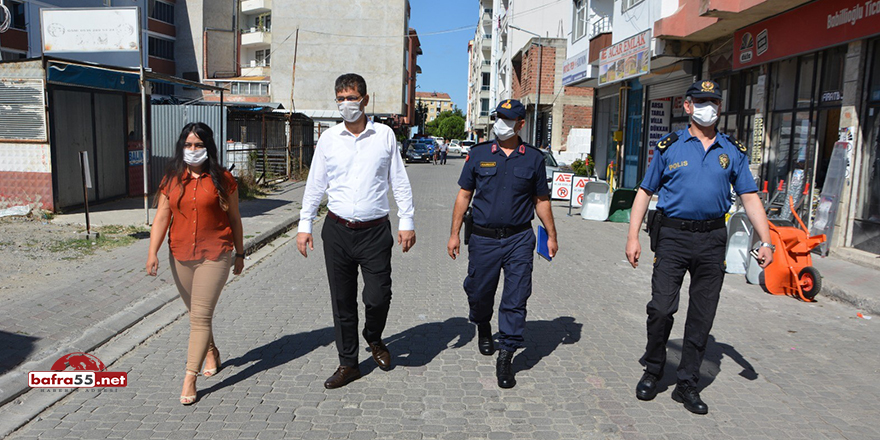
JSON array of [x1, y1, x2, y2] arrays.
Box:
[[734, 0, 880, 69]]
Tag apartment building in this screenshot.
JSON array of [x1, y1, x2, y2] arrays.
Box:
[[416, 91, 454, 123], [465, 0, 494, 140]]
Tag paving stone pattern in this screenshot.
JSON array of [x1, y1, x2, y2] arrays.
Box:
[[8, 158, 880, 439]]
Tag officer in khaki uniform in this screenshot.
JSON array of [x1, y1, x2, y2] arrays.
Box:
[[447, 99, 558, 389], [625, 80, 774, 414]]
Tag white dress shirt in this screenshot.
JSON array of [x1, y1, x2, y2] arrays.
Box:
[[298, 119, 415, 234]]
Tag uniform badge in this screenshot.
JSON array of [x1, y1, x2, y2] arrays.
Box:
[[718, 153, 730, 169], [701, 81, 715, 92], [734, 139, 747, 153], [501, 100, 512, 109], [518, 145, 525, 154], [657, 132, 678, 152], [480, 161, 496, 168]]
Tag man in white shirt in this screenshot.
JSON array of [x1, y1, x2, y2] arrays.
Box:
[[297, 73, 416, 389]]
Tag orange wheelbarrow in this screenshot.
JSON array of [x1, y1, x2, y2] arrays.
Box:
[[761, 196, 826, 302]]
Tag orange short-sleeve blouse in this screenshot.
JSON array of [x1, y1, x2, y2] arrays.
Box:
[[161, 170, 238, 262]]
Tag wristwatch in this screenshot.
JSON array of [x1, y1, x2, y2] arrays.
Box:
[[758, 242, 775, 252]]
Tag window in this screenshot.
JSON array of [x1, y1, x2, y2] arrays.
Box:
[[148, 0, 174, 24], [480, 98, 489, 116], [622, 0, 645, 12], [9, 1, 26, 30], [148, 36, 174, 60], [481, 73, 490, 90], [255, 49, 270, 67], [572, 0, 587, 42], [222, 81, 269, 96], [257, 14, 271, 32]]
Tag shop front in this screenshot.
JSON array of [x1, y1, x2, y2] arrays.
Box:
[[854, 39, 880, 253], [730, 0, 880, 254]]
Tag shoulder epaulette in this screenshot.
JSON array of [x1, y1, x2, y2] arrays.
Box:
[[657, 132, 678, 153], [724, 133, 748, 154]]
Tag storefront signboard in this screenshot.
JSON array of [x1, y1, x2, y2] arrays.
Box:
[[598, 30, 651, 86], [562, 50, 590, 86], [734, 0, 880, 69], [646, 98, 671, 168]]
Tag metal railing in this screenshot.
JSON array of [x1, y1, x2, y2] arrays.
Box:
[[591, 16, 611, 38]]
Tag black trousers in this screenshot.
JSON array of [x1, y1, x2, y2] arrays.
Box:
[[321, 218, 394, 367], [641, 226, 726, 387]]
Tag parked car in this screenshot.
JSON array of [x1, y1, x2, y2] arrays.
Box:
[[460, 140, 476, 156], [543, 150, 561, 190], [406, 144, 432, 163], [447, 141, 462, 155]]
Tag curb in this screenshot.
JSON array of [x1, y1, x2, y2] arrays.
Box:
[[819, 279, 880, 316], [0, 203, 306, 438]]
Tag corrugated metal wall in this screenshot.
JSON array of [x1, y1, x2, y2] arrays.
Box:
[[149, 104, 227, 192]]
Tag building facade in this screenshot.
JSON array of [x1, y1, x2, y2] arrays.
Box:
[[416, 91, 454, 123], [580, 0, 880, 256]]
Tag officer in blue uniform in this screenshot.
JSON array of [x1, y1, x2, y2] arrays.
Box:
[[625, 80, 775, 414], [447, 99, 558, 389]]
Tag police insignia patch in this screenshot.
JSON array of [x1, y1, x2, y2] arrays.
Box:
[[480, 161, 496, 168], [701, 81, 715, 92], [734, 139, 747, 153], [719, 153, 730, 169], [501, 100, 512, 109]]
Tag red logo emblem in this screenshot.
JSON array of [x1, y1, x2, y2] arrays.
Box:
[[51, 352, 105, 371]]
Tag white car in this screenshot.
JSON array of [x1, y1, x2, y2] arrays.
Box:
[[460, 140, 476, 156], [448, 144, 462, 155]]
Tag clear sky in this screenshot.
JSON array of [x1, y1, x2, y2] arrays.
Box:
[[409, 0, 478, 111]]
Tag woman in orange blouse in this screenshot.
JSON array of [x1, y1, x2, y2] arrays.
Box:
[[146, 122, 244, 405]]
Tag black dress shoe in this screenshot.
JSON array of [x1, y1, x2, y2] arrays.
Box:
[[477, 322, 495, 356], [323, 366, 361, 389], [496, 349, 516, 389], [636, 371, 659, 401], [671, 384, 709, 414], [368, 341, 392, 370]]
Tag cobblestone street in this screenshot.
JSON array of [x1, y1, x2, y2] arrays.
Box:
[[8, 158, 880, 440]]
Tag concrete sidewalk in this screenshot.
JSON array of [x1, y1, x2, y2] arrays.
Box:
[[814, 248, 880, 316], [0, 180, 309, 410]]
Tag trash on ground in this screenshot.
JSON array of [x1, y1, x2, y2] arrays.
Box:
[[0, 205, 32, 218]]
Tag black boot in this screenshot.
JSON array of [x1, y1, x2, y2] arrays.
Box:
[[671, 383, 709, 414], [477, 322, 495, 356], [496, 349, 516, 389], [635, 371, 659, 401]]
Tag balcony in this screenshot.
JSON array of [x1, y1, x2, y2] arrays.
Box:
[[240, 61, 270, 77], [241, 0, 271, 14], [241, 28, 271, 47]]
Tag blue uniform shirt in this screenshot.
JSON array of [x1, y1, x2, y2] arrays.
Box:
[[458, 139, 550, 228], [640, 128, 758, 220]]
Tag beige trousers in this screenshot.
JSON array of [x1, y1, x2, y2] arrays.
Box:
[[169, 250, 232, 373]]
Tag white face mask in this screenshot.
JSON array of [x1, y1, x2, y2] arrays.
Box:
[[691, 101, 719, 127], [183, 148, 208, 166], [493, 118, 518, 141], [338, 100, 364, 123]]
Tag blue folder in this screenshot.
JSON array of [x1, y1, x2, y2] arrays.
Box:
[[537, 225, 552, 262]]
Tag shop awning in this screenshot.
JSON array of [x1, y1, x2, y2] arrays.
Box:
[[45, 58, 225, 93]]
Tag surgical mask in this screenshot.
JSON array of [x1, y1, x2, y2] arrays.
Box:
[[493, 118, 518, 141], [338, 100, 364, 123], [691, 101, 719, 127], [183, 148, 208, 166]]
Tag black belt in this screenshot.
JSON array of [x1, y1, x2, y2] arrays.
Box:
[[659, 213, 725, 232], [472, 223, 531, 239], [328, 211, 388, 230]]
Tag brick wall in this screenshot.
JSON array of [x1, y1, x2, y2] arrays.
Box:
[[521, 46, 556, 96], [562, 102, 594, 146]]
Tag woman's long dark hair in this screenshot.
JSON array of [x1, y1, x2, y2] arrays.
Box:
[[158, 122, 230, 211]]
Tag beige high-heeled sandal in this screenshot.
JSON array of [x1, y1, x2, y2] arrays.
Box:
[[180, 370, 198, 405], [203, 344, 222, 377]]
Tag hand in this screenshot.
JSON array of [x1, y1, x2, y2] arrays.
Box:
[[296, 233, 314, 258], [547, 237, 558, 258], [447, 234, 460, 260], [233, 256, 244, 275], [625, 237, 641, 268], [757, 246, 773, 268], [399, 230, 416, 253], [146, 254, 159, 276]]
